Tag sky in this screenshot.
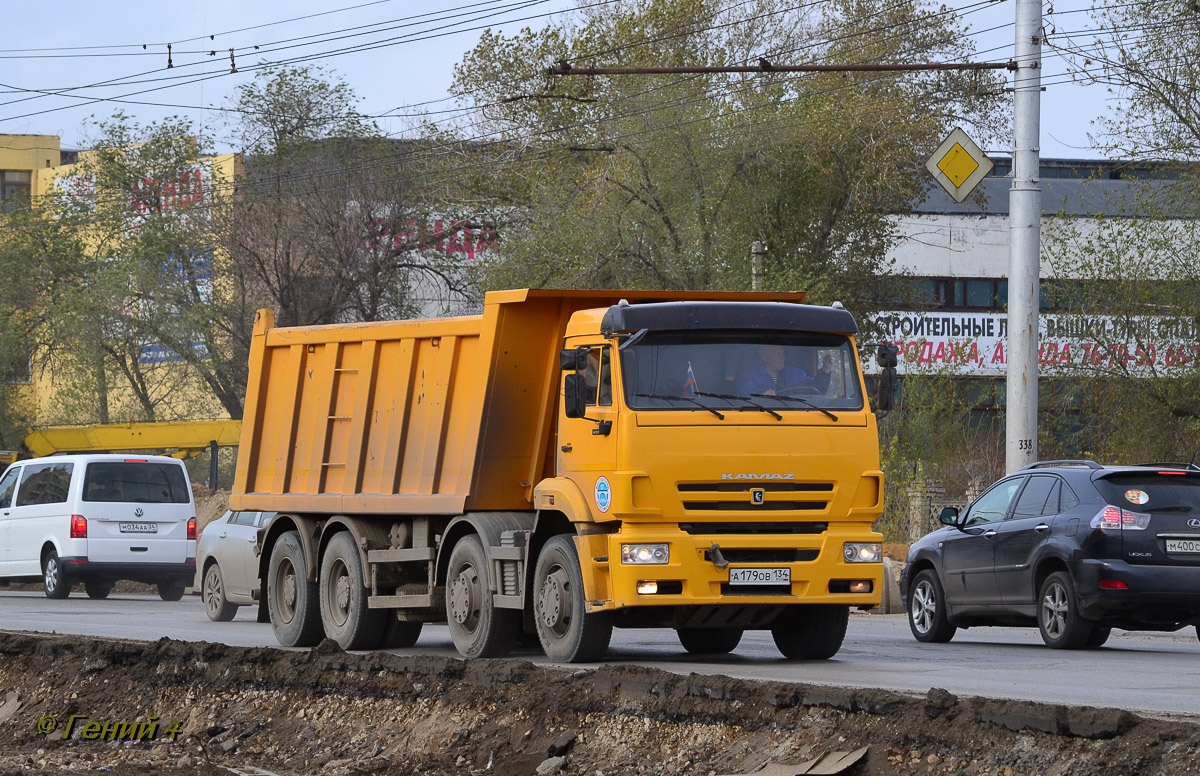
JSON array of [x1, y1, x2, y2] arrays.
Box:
[[0, 0, 1113, 160]]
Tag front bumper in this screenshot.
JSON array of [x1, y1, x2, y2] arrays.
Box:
[[595, 524, 883, 610], [1071, 558, 1200, 625], [60, 557, 196, 584]]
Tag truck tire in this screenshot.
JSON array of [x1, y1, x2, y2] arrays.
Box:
[[268, 531, 323, 647], [534, 535, 612, 663], [319, 532, 387, 650], [379, 615, 423, 649], [43, 549, 71, 599], [771, 604, 849, 660], [446, 535, 518, 658], [677, 627, 743, 655]]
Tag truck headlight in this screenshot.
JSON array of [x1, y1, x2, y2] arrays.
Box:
[[621, 543, 669, 564], [843, 542, 882, 563]]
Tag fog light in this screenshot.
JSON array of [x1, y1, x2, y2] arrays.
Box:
[[843, 542, 882, 563], [636, 581, 658, 595], [849, 580, 872, 593], [621, 543, 669, 564], [1099, 579, 1128, 590]]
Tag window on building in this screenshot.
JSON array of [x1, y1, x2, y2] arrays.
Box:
[[0, 170, 31, 208]]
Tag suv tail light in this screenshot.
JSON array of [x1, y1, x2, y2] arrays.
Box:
[[187, 517, 197, 541], [1090, 505, 1150, 531], [70, 515, 87, 538]]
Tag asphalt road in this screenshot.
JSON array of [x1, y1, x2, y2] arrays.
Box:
[[3, 590, 1199, 717]]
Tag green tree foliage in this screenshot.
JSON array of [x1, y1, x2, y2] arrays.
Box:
[[1042, 2, 1200, 462], [217, 66, 470, 328], [451, 0, 1005, 309]]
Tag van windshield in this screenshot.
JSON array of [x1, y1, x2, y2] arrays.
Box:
[[619, 331, 864, 412], [83, 462, 190, 504]]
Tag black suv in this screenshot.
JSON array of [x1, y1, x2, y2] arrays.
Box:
[[900, 460, 1200, 649]]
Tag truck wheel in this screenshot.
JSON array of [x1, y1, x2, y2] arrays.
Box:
[[534, 535, 612, 663], [203, 564, 239, 622], [771, 605, 849, 660], [677, 627, 743, 655], [268, 531, 323, 647], [84, 581, 113, 600], [446, 535, 518, 658], [43, 549, 71, 599], [320, 532, 387, 650], [379, 615, 423, 649]]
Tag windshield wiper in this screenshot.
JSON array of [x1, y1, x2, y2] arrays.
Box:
[[632, 392, 725, 419], [1144, 503, 1195, 513], [752, 393, 838, 421], [693, 391, 782, 421]]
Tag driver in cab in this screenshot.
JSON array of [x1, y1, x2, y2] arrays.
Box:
[[736, 344, 816, 397]]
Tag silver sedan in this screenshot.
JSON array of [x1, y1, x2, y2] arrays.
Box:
[[196, 510, 274, 621]]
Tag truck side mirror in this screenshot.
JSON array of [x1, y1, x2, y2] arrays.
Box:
[[563, 373, 588, 419], [938, 506, 960, 526], [560, 347, 588, 371], [875, 344, 898, 412]]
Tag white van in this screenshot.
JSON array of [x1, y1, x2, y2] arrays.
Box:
[[0, 454, 197, 600]]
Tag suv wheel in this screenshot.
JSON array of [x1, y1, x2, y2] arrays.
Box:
[[908, 569, 957, 643], [1038, 571, 1097, 649]]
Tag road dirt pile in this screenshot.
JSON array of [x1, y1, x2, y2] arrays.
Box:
[[0, 631, 1195, 776]]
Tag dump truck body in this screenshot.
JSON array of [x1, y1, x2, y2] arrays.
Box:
[[234, 289, 885, 661]]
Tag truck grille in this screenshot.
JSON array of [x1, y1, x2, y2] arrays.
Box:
[[678, 481, 832, 512], [680, 522, 827, 535], [705, 548, 819, 563], [678, 482, 834, 493]]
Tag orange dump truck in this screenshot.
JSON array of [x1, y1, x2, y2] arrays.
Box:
[[232, 289, 891, 662]]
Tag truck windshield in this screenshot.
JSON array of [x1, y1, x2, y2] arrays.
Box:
[[619, 331, 864, 412]]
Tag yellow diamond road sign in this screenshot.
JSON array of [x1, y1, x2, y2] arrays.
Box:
[[926, 128, 992, 203]]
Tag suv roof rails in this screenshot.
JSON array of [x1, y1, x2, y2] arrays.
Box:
[[1131, 462, 1200, 472], [1020, 459, 1103, 471]]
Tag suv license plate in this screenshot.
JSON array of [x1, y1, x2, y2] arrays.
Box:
[[1166, 539, 1200, 553], [119, 522, 157, 534], [729, 567, 790, 586]]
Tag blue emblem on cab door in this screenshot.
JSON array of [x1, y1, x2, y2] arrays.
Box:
[[595, 477, 612, 513]]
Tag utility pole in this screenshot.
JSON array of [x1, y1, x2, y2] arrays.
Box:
[[1006, 0, 1043, 473], [751, 241, 766, 291]]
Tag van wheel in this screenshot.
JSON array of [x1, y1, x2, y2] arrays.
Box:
[[84, 581, 113, 600], [677, 627, 743, 655], [268, 531, 323, 647], [772, 605, 849, 660], [203, 564, 239, 622], [319, 532, 386, 650], [43, 550, 71, 599], [446, 535, 518, 658], [157, 582, 186, 601], [534, 535, 612, 663]]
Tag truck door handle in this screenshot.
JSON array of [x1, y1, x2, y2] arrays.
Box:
[[1034, 524, 1050, 533], [983, 530, 997, 538], [219, 532, 228, 539]]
